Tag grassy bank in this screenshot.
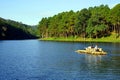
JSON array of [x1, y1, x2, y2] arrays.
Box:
[[40, 33, 120, 43]]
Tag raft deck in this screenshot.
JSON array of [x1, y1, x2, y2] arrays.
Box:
[[75, 50, 107, 55]]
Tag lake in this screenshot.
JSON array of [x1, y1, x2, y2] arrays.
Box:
[[0, 40, 120, 80]]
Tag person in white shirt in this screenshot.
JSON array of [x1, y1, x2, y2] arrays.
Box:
[[95, 45, 98, 49], [94, 45, 99, 51]]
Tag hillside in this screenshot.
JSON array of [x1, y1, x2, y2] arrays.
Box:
[[0, 17, 37, 40]]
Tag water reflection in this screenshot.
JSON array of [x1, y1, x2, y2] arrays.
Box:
[[85, 54, 102, 64], [85, 54, 103, 69]]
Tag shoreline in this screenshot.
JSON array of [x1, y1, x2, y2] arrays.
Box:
[[40, 37, 120, 43]]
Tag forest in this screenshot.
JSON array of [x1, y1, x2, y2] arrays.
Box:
[[0, 17, 37, 40], [38, 4, 120, 39]]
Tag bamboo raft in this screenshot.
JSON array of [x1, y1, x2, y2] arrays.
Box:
[[75, 46, 107, 55]]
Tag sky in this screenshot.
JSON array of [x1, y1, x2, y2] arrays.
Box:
[[0, 0, 120, 25]]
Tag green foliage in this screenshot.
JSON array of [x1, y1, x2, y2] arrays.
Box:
[[75, 8, 91, 37], [109, 4, 120, 35], [110, 4, 120, 24], [38, 4, 120, 39]]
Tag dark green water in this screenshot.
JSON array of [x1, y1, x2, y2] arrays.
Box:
[[0, 40, 120, 80]]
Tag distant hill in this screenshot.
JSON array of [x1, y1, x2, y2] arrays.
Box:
[[0, 17, 37, 40]]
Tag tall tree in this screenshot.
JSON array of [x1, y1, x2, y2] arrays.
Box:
[[86, 5, 110, 38], [109, 3, 120, 37], [38, 17, 49, 38], [75, 8, 91, 38]]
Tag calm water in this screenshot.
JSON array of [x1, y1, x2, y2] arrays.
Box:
[[0, 40, 120, 80]]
